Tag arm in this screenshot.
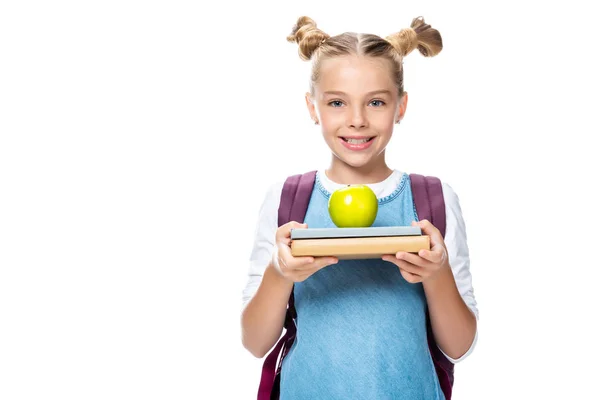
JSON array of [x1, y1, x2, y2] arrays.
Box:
[[423, 265, 477, 360], [382, 183, 479, 362], [241, 260, 293, 358], [422, 182, 479, 360], [431, 182, 478, 361], [240, 182, 338, 358], [240, 182, 287, 358]]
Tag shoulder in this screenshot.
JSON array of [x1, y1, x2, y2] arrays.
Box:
[[266, 170, 318, 203], [405, 173, 462, 215], [257, 180, 284, 221], [441, 181, 462, 211], [406, 172, 462, 208], [265, 180, 285, 203], [256, 170, 315, 220]]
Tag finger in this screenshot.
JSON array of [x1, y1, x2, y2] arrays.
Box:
[[293, 258, 337, 281], [302, 260, 335, 279], [395, 259, 425, 276], [292, 256, 337, 273], [395, 251, 431, 268], [412, 219, 438, 235], [412, 219, 445, 248], [277, 221, 308, 240], [284, 256, 316, 271], [412, 219, 440, 240], [288, 221, 308, 237], [382, 254, 399, 266], [311, 256, 338, 270], [416, 248, 444, 264], [399, 268, 422, 284], [278, 243, 314, 269], [280, 237, 291, 247], [382, 255, 423, 275]]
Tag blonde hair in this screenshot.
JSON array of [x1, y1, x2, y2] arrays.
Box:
[[286, 16, 443, 97]]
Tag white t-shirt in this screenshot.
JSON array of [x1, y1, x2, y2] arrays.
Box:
[[242, 169, 479, 363]]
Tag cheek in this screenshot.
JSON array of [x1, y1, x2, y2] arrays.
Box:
[[320, 114, 344, 131], [384, 110, 398, 127], [320, 110, 343, 123], [373, 117, 395, 132]]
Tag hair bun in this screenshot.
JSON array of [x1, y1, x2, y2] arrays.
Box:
[[390, 27, 418, 57], [287, 16, 330, 61], [386, 16, 443, 57]]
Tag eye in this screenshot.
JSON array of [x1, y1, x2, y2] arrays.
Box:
[[370, 99, 385, 107], [328, 100, 344, 107]]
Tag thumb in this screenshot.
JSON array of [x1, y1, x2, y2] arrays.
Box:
[[411, 220, 422, 232], [288, 221, 308, 233], [277, 221, 308, 240]]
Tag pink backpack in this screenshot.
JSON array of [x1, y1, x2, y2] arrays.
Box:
[[257, 171, 454, 399]]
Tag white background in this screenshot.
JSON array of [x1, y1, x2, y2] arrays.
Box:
[[1, 0, 599, 399]]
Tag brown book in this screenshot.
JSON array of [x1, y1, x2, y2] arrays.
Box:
[[291, 235, 430, 260]]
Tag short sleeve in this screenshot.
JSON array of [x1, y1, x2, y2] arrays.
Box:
[[438, 182, 479, 363], [241, 181, 284, 309]]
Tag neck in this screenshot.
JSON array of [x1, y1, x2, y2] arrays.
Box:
[[325, 154, 393, 185]]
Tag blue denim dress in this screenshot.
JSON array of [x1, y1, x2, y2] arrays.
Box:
[[279, 172, 445, 400]]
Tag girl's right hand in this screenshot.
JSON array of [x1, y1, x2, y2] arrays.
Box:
[[272, 221, 338, 282]]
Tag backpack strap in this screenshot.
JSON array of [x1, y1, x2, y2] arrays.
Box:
[[278, 171, 317, 227], [409, 173, 454, 400], [257, 170, 317, 400], [409, 173, 446, 237]]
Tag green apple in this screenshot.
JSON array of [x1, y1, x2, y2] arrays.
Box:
[[328, 184, 378, 228]]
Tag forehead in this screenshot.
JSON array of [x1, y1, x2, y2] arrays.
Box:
[[317, 55, 395, 94]]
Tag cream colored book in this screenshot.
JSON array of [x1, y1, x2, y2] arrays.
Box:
[[291, 235, 430, 260]]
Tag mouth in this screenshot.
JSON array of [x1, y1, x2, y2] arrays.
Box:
[[339, 136, 376, 151], [340, 136, 375, 144]]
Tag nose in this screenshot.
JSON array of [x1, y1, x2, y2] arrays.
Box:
[[347, 106, 367, 129]]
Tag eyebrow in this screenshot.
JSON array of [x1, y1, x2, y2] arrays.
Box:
[[323, 90, 393, 96]]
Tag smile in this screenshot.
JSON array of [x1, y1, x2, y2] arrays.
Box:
[[339, 136, 376, 151], [341, 137, 375, 144]]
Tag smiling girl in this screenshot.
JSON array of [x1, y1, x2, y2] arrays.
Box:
[[241, 16, 479, 400]]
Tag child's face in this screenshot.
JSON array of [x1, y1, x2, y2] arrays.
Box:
[[306, 55, 406, 169]]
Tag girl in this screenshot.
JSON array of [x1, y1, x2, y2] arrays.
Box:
[[241, 16, 478, 400]]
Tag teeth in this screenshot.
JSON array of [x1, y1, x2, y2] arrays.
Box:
[[346, 138, 370, 144]]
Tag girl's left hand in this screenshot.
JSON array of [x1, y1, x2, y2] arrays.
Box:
[[382, 220, 450, 284]]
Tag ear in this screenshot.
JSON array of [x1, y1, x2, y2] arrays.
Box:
[[305, 92, 319, 124], [395, 92, 408, 123]]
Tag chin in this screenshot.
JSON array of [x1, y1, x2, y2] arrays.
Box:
[[327, 138, 384, 167], [335, 153, 377, 169]]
